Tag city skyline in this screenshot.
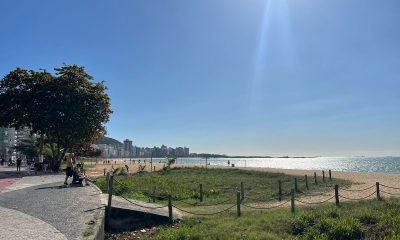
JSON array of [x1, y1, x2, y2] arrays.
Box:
[[95, 137, 190, 158], [1, 0, 400, 156]]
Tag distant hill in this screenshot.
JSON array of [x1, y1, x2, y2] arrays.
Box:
[[96, 136, 123, 146]]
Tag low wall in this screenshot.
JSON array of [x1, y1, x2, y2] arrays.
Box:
[[106, 206, 171, 233]]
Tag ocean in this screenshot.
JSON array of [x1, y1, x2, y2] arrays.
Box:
[[172, 156, 400, 174]]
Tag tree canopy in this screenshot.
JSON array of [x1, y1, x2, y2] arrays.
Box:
[[0, 64, 112, 162]]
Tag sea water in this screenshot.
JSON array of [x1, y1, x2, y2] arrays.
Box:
[[174, 156, 400, 174]]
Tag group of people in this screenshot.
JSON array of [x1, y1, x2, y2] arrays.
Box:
[[0, 156, 23, 172]]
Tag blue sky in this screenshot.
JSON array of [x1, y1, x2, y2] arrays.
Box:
[[1, 0, 400, 156]]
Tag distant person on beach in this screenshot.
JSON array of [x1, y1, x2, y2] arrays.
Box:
[[64, 156, 74, 185], [1, 157, 4, 166], [228, 160, 230, 166], [125, 165, 129, 172], [16, 158, 22, 172]]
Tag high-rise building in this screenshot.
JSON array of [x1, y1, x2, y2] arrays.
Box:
[[184, 147, 190, 157], [0, 127, 17, 160], [123, 139, 133, 157]]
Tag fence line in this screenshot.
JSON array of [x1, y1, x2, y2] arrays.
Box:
[[295, 195, 335, 205], [241, 200, 291, 210], [341, 184, 375, 192], [105, 170, 400, 221], [339, 191, 377, 201], [176, 198, 232, 207], [172, 204, 237, 216], [119, 194, 169, 209], [380, 190, 400, 196], [380, 184, 400, 190]]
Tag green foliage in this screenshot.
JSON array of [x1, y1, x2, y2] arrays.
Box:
[[147, 199, 400, 240], [113, 167, 127, 176], [291, 213, 316, 235], [138, 165, 146, 173], [0, 65, 112, 162], [162, 158, 176, 171], [301, 218, 362, 240], [14, 138, 38, 159]]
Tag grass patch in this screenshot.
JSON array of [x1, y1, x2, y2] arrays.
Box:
[[146, 198, 400, 240], [96, 167, 349, 205]]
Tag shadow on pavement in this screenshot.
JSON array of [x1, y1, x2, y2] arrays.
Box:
[[35, 184, 85, 190]]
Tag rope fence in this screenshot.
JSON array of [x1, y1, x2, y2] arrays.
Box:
[[339, 191, 377, 201], [295, 195, 335, 205], [341, 184, 375, 192], [172, 204, 237, 216], [380, 184, 400, 190], [241, 199, 291, 210], [103, 170, 400, 225]]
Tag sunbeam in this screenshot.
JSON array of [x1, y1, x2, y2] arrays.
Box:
[[249, 0, 296, 111]]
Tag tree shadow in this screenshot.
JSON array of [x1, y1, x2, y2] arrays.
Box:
[[35, 184, 85, 190]]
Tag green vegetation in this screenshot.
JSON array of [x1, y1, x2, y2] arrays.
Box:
[[0, 65, 112, 163], [148, 198, 400, 240], [96, 168, 349, 205]]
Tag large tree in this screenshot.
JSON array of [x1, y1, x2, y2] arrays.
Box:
[[0, 64, 112, 163]]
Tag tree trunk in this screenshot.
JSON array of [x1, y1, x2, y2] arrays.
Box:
[[38, 133, 44, 163]]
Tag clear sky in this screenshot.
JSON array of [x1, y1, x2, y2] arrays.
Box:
[[1, 0, 400, 156]]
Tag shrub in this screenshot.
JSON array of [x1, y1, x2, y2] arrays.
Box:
[[291, 213, 316, 235], [356, 209, 380, 225], [113, 166, 127, 176], [157, 226, 202, 240], [303, 218, 362, 240]]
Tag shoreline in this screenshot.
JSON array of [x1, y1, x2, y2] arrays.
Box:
[[85, 161, 400, 187]]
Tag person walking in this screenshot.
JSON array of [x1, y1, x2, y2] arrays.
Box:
[[64, 156, 74, 185], [43, 158, 48, 173], [16, 158, 22, 172]]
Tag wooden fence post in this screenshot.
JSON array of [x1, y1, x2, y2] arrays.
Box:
[[335, 185, 339, 207], [329, 170, 332, 181], [106, 172, 110, 193], [199, 184, 203, 202], [305, 175, 309, 190], [314, 172, 317, 185], [168, 195, 173, 223], [106, 175, 114, 230], [294, 178, 298, 192], [322, 170, 325, 182], [237, 191, 241, 217], [278, 180, 282, 201], [241, 182, 245, 200], [291, 189, 295, 214], [152, 186, 156, 203], [153, 166, 156, 172], [376, 182, 381, 200]]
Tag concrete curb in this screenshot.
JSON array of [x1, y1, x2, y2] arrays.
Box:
[[84, 183, 106, 240]]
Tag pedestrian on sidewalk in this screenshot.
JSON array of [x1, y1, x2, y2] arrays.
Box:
[[43, 158, 48, 173], [64, 155, 74, 185], [16, 158, 22, 172]]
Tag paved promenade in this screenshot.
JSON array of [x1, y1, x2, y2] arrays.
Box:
[[0, 166, 105, 240]]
